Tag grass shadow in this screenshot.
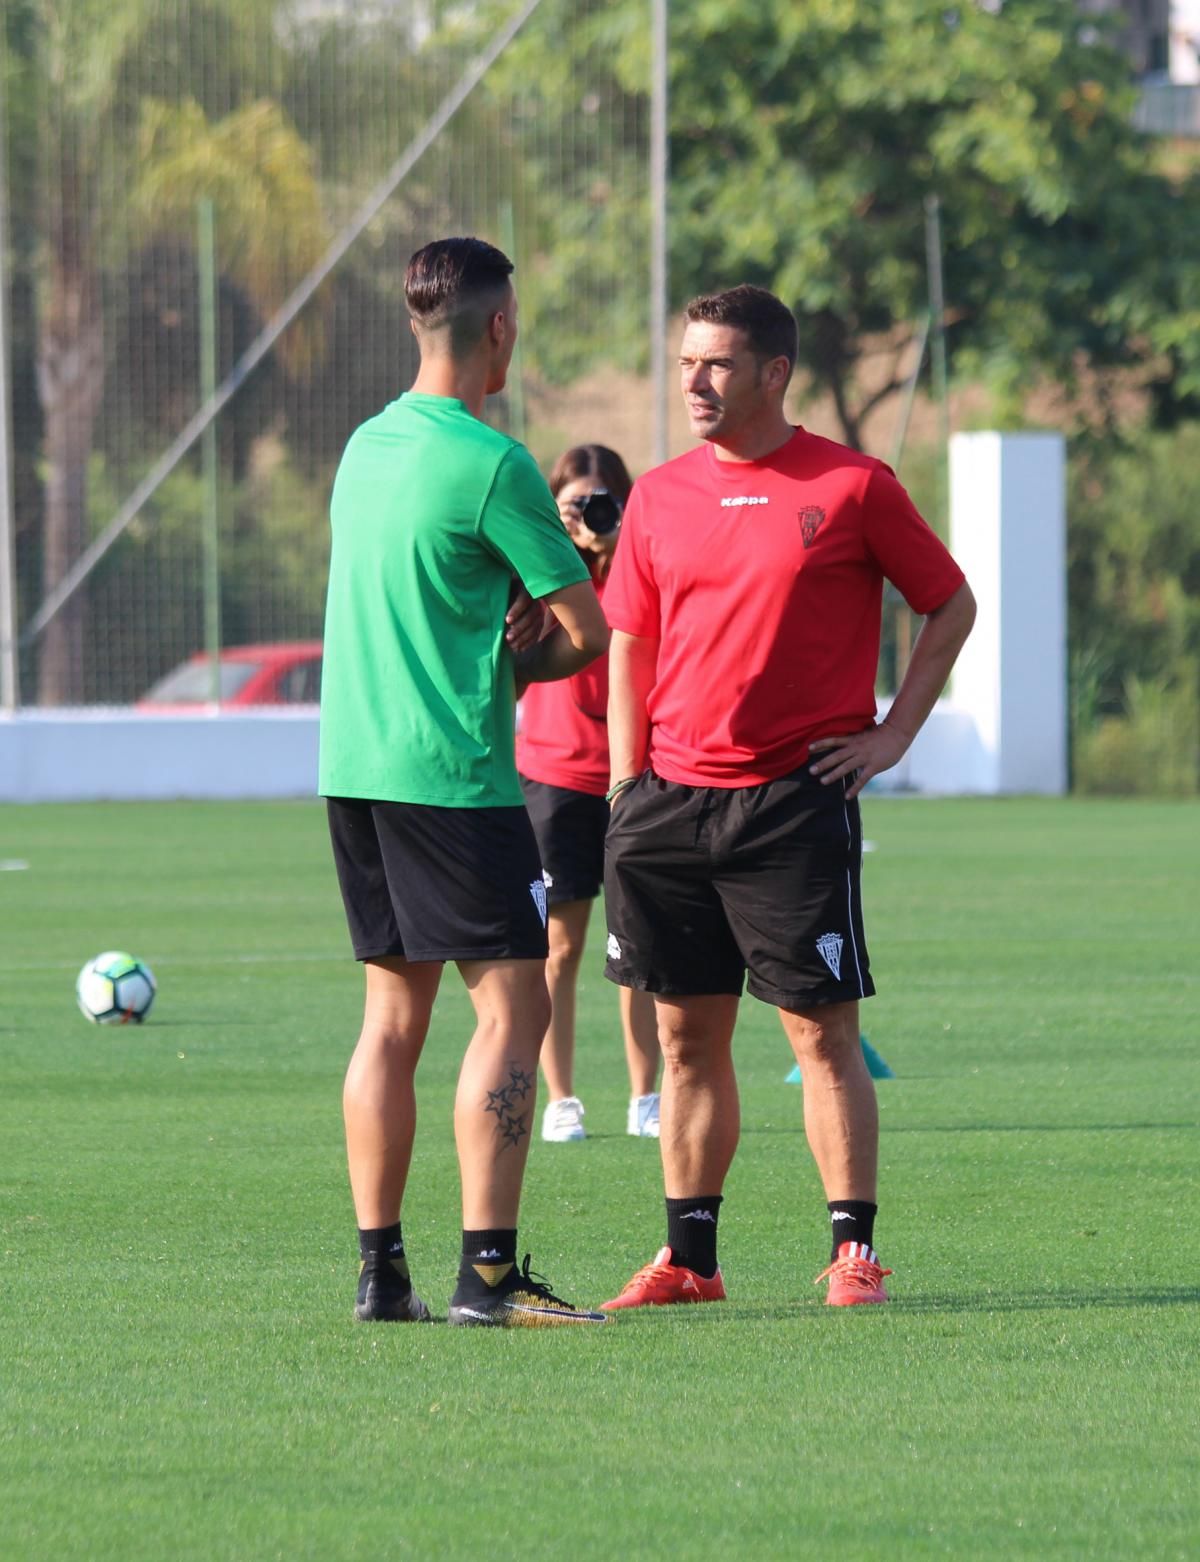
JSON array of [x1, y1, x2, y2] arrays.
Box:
[[891, 1285, 1200, 1314], [592, 1284, 1200, 1324], [883, 1121, 1198, 1134]]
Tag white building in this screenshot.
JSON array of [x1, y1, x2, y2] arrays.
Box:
[[1170, 0, 1200, 82], [1076, 0, 1171, 76]]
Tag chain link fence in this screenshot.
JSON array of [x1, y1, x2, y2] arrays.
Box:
[[2, 0, 653, 708]]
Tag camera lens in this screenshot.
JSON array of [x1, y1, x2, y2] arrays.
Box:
[[579, 490, 621, 535]]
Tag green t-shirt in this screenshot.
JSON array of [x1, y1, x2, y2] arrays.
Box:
[[318, 393, 589, 806]]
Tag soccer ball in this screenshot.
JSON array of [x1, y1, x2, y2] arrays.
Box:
[[76, 951, 157, 1025]]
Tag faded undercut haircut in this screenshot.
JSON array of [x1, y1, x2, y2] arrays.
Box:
[[685, 284, 798, 380], [404, 236, 514, 357]]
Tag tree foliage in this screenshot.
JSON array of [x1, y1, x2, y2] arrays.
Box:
[[468, 0, 1200, 447], [1068, 424, 1200, 792], [132, 96, 328, 372], [22, 0, 316, 701], [446, 0, 654, 383], [655, 0, 1200, 447]]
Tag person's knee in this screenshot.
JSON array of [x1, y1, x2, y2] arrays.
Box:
[[345, 1023, 424, 1093], [474, 985, 552, 1051], [355, 1014, 422, 1052], [787, 1007, 861, 1072], [546, 935, 584, 983], [658, 1020, 724, 1077], [527, 984, 553, 1040]]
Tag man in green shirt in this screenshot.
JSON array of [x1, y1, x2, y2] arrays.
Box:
[[320, 237, 609, 1327]]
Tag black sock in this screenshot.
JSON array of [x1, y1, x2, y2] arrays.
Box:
[[666, 1196, 722, 1279], [455, 1228, 518, 1296], [827, 1200, 877, 1261], [357, 1223, 410, 1293]]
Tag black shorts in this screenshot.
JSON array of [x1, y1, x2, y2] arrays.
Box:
[[603, 768, 874, 1009], [326, 797, 549, 963], [519, 776, 608, 904]]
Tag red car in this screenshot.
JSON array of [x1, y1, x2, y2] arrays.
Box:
[[137, 641, 323, 709]]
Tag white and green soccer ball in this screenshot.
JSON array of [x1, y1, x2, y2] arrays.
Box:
[[76, 951, 157, 1025]]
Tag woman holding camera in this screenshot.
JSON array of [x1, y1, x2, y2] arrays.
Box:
[[517, 444, 661, 1143]]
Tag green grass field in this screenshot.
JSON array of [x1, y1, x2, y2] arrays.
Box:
[[2, 797, 1197, 1561]]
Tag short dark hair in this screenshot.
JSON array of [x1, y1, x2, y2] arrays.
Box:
[[685, 285, 798, 375], [404, 237, 514, 356], [547, 444, 634, 506]]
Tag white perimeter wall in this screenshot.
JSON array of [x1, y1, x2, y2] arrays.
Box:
[[0, 431, 1069, 803], [0, 708, 319, 802], [0, 701, 994, 803], [0, 703, 1046, 806]]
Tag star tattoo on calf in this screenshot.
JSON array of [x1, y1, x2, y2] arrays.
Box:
[[483, 1066, 535, 1150], [506, 1067, 533, 1099], [500, 1115, 528, 1148]]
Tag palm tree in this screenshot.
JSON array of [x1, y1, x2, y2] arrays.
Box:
[[131, 95, 327, 376], [33, 0, 325, 702]]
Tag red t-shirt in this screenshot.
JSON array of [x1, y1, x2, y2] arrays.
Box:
[[602, 428, 966, 787], [516, 577, 610, 796]]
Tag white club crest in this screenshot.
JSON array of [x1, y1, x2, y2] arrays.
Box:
[[816, 932, 843, 980]]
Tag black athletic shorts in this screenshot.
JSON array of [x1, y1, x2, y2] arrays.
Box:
[[603, 766, 874, 1008], [519, 776, 609, 904], [326, 796, 549, 963]]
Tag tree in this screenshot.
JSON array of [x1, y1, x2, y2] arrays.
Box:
[[2, 1, 44, 694], [1070, 431, 1200, 692], [481, 1, 655, 384], [131, 96, 326, 375], [29, 0, 324, 703], [675, 0, 1200, 446], [467, 0, 1200, 450]]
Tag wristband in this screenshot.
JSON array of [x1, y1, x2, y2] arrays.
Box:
[[605, 776, 639, 803]]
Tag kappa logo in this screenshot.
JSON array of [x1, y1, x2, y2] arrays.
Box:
[[606, 933, 622, 961], [816, 932, 844, 980], [542, 868, 554, 889], [798, 505, 826, 548], [680, 1209, 716, 1223], [720, 495, 769, 508], [529, 879, 548, 927]]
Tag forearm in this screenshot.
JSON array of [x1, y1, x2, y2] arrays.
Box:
[[607, 630, 657, 782], [513, 622, 603, 686], [884, 582, 976, 744], [513, 578, 609, 693]]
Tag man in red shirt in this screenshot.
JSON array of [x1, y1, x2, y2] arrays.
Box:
[[598, 284, 975, 1310]]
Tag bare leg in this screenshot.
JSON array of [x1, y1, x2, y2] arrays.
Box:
[[455, 958, 552, 1229], [655, 993, 741, 1197], [621, 986, 660, 1097], [539, 899, 591, 1101], [779, 1001, 878, 1201], [343, 957, 443, 1228]]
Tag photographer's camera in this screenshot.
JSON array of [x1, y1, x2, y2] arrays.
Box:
[[577, 490, 622, 536]]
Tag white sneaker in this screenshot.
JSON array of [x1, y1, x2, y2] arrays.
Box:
[[627, 1093, 660, 1138], [541, 1096, 586, 1142]]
